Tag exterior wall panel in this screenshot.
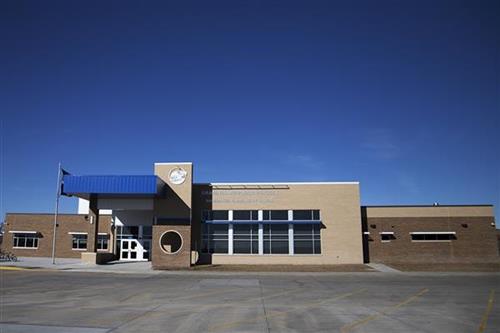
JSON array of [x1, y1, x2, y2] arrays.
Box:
[[364, 206, 498, 263], [192, 183, 363, 265], [2, 214, 113, 259]]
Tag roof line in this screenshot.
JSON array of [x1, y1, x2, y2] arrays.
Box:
[[194, 181, 359, 185], [154, 162, 193, 165], [5, 213, 90, 216], [363, 204, 493, 208]]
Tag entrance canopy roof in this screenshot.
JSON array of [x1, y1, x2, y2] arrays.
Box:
[[62, 175, 165, 199]]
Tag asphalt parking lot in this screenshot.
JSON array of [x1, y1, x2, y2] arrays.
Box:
[[0, 270, 498, 333]]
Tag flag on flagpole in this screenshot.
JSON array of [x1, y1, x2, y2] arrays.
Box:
[[52, 164, 71, 264], [59, 168, 71, 197]]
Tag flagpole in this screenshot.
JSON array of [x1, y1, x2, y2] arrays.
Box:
[[51, 162, 62, 265]]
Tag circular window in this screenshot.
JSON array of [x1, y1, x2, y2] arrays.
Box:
[[159, 231, 183, 254]]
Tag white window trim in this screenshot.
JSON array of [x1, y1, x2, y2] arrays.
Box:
[[12, 232, 40, 249], [228, 224, 234, 255], [71, 233, 88, 250], [380, 231, 395, 243], [258, 223, 264, 255]]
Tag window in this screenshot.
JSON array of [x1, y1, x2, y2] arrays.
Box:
[[263, 224, 289, 254], [233, 224, 259, 254], [294, 224, 321, 254], [202, 224, 228, 253], [293, 210, 320, 220], [97, 234, 109, 250], [72, 234, 87, 250], [380, 232, 395, 242], [233, 210, 259, 221], [411, 232, 456, 242], [118, 226, 139, 239], [262, 210, 288, 220], [203, 210, 229, 221], [142, 226, 152, 238], [13, 233, 39, 248]]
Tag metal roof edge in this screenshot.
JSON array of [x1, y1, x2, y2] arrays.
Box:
[[194, 181, 359, 185], [362, 204, 494, 208]]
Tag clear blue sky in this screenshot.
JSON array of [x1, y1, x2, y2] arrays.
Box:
[[1, 0, 499, 223]]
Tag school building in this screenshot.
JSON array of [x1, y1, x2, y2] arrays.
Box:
[[1, 162, 498, 268]]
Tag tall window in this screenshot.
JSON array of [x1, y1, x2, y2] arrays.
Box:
[[97, 234, 109, 250], [13, 233, 39, 248], [263, 224, 289, 254], [294, 224, 321, 254], [202, 224, 228, 253], [233, 224, 259, 254], [72, 234, 87, 250]]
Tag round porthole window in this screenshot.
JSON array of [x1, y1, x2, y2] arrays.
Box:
[[159, 231, 183, 254]]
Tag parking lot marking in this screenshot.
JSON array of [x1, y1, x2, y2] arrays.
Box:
[[208, 288, 367, 332], [476, 289, 495, 333], [0, 266, 29, 270], [341, 288, 428, 333]]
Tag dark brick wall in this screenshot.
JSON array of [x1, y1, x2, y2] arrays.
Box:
[[2, 214, 113, 258], [364, 216, 498, 263]]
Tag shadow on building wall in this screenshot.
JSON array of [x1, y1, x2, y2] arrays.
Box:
[[360, 206, 370, 263]]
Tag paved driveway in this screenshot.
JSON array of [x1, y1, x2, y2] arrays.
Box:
[[0, 270, 498, 332]]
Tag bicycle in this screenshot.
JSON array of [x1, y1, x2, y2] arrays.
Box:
[[0, 250, 18, 262]]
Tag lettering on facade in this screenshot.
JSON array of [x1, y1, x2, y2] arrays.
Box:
[[202, 190, 278, 204]]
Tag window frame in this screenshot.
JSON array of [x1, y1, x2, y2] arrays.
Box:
[[71, 233, 88, 250], [410, 232, 456, 242], [97, 234, 109, 251], [232, 223, 259, 254], [12, 232, 39, 249], [379, 232, 395, 243], [293, 224, 321, 255], [201, 223, 229, 254]]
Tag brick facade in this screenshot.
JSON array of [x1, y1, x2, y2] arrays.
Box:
[[363, 212, 498, 263], [2, 214, 113, 259]]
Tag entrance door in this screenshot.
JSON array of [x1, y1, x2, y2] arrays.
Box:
[[120, 239, 147, 261]]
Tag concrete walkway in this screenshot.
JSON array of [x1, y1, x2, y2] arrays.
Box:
[[1, 257, 388, 276], [0, 257, 155, 274], [367, 262, 402, 273]]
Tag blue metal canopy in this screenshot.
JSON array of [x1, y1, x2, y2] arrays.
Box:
[[62, 175, 164, 196]]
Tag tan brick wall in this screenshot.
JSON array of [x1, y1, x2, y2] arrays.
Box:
[[152, 163, 193, 269], [2, 214, 113, 259], [151, 225, 191, 268], [192, 183, 363, 264], [364, 210, 498, 263]]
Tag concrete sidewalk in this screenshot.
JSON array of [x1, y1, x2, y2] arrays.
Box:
[[0, 257, 155, 274], [3, 257, 499, 276], [1, 257, 384, 276]]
